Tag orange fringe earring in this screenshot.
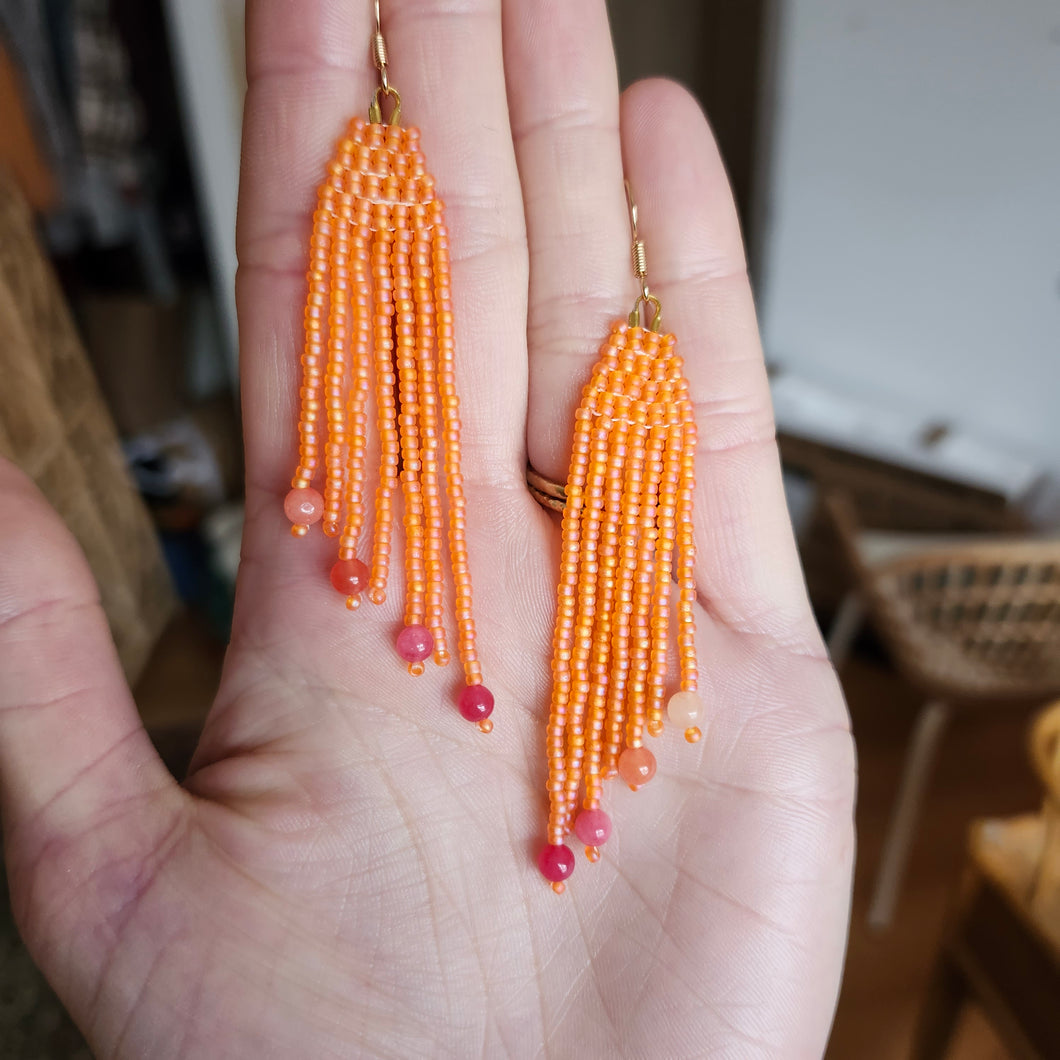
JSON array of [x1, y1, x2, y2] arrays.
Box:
[[529, 184, 702, 890], [283, 5, 493, 731]]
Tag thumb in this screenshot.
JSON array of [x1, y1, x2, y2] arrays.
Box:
[[0, 458, 178, 890]]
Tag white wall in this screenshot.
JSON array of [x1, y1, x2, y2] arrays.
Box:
[[760, 0, 1060, 476]]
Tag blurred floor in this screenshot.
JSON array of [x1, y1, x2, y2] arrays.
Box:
[[134, 607, 224, 775], [828, 652, 1040, 1059]]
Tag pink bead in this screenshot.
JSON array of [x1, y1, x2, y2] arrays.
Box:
[[330, 558, 370, 595], [458, 684, 494, 723], [396, 624, 433, 663], [574, 808, 612, 846], [284, 486, 324, 525], [538, 843, 575, 883]]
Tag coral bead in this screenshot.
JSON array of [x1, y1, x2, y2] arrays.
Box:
[[618, 745, 657, 788], [574, 808, 612, 846], [667, 690, 703, 729], [284, 486, 324, 525], [458, 684, 494, 723], [538, 843, 575, 883], [330, 558, 370, 595], [396, 623, 434, 663]]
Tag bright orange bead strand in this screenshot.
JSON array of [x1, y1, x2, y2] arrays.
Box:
[[581, 383, 628, 815], [337, 193, 373, 584], [392, 205, 428, 645], [288, 177, 341, 508], [539, 321, 704, 891], [431, 202, 485, 700], [675, 374, 700, 712], [600, 358, 647, 782], [368, 209, 398, 606], [643, 347, 676, 739], [646, 337, 682, 734], [622, 330, 662, 759], [283, 116, 492, 731], [320, 193, 351, 538], [412, 212, 449, 667]]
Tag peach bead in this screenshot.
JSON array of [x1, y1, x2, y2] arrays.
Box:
[[618, 745, 657, 789], [284, 487, 324, 526]]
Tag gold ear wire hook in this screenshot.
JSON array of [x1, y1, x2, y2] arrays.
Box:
[[372, 2, 389, 90], [624, 181, 662, 331], [368, 1, 401, 124], [625, 180, 639, 241], [372, 0, 390, 93]]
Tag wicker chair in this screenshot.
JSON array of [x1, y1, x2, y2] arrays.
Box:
[[912, 701, 1060, 1058], [823, 493, 1060, 928]]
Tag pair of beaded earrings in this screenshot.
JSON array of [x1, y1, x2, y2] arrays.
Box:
[[283, 6, 703, 893]]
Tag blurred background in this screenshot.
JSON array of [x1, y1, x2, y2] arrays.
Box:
[[1, 1, 1058, 1056]]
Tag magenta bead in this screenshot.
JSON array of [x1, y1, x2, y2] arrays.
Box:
[[396, 624, 434, 663], [538, 843, 575, 883], [458, 684, 494, 723], [574, 808, 612, 846], [284, 487, 324, 525]]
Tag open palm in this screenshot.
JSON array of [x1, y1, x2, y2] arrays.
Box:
[[0, 2, 854, 1056]]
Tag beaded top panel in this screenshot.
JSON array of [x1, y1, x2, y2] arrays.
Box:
[[327, 119, 438, 213]]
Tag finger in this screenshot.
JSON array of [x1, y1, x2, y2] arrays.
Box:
[[385, 0, 528, 487], [503, 0, 629, 483], [620, 80, 820, 645], [0, 460, 174, 843]]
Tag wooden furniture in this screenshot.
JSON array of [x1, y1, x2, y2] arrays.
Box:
[[1029, 705, 1060, 933], [823, 493, 1060, 928], [912, 702, 1060, 1059], [0, 167, 175, 682], [779, 431, 1026, 613]]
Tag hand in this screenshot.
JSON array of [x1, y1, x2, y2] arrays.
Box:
[[0, 2, 854, 1056]]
